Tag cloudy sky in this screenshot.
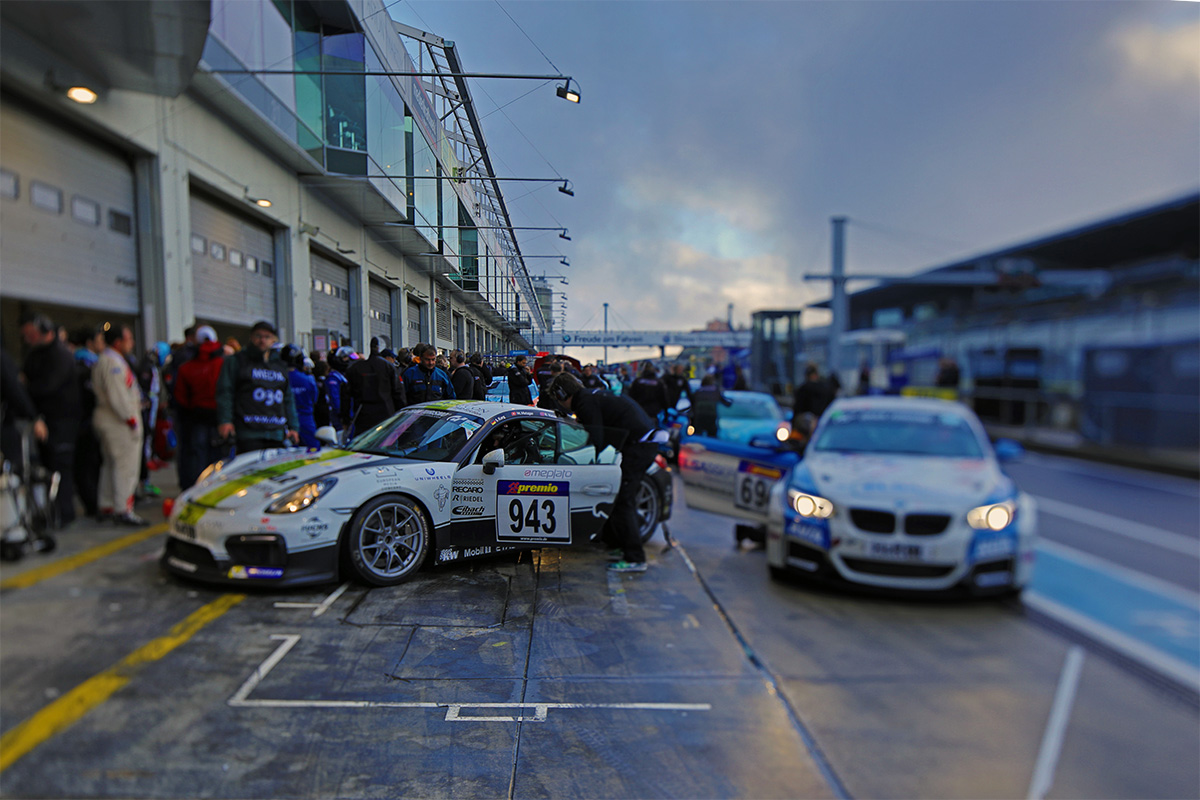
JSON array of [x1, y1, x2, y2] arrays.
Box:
[[393, 0, 1199, 347]]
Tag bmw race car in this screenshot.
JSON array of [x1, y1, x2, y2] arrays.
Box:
[[162, 400, 668, 588], [679, 396, 1036, 595]]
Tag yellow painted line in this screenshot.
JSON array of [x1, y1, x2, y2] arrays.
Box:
[[0, 593, 245, 772], [0, 523, 169, 592]]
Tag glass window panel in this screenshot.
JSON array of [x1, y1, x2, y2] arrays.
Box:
[[1, 169, 17, 199], [366, 46, 406, 214], [30, 182, 62, 213], [441, 165, 458, 255], [191, 234, 206, 254], [210, 241, 226, 261], [261, 261, 274, 278], [246, 255, 258, 272], [71, 196, 100, 225], [108, 210, 132, 235], [410, 120, 437, 244], [324, 31, 366, 154], [229, 249, 243, 268]]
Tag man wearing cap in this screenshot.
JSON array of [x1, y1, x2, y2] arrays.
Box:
[[174, 325, 224, 489], [548, 372, 659, 573], [215, 321, 299, 454]]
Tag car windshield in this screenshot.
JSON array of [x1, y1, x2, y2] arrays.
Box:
[[720, 395, 783, 421], [811, 408, 985, 458], [346, 408, 484, 462]]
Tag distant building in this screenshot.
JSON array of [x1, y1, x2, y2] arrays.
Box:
[[1, 0, 547, 357]]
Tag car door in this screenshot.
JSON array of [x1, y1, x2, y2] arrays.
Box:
[[448, 417, 620, 557], [677, 433, 800, 524]]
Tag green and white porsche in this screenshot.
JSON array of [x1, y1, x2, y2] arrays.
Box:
[[162, 400, 648, 588]]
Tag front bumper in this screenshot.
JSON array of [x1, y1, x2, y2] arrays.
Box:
[[161, 535, 340, 589]]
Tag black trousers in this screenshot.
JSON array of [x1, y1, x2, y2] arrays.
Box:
[[41, 416, 79, 527], [612, 442, 658, 563], [74, 424, 102, 517]]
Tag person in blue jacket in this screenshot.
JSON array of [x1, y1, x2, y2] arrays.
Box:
[[402, 344, 455, 404], [282, 345, 319, 447]]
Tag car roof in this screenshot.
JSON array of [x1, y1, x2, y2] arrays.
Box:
[[826, 395, 976, 419], [407, 399, 556, 422]]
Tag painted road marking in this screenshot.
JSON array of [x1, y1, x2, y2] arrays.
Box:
[[1038, 540, 1199, 607], [1033, 496, 1198, 557], [1027, 646, 1085, 800], [274, 582, 351, 617], [229, 634, 710, 722], [0, 523, 168, 592], [0, 593, 244, 772]]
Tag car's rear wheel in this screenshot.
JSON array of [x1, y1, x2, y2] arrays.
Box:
[[344, 494, 430, 586], [635, 475, 660, 543]]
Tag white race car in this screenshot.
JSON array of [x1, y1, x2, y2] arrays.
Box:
[[162, 401, 633, 588], [680, 396, 1036, 595]]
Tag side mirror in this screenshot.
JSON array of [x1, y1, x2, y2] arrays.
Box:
[[993, 438, 1025, 463], [482, 448, 505, 475], [315, 426, 339, 447]]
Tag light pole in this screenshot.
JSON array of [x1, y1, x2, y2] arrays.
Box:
[[603, 302, 609, 367]]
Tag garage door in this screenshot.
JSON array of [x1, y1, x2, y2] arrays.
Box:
[[311, 250, 351, 342], [406, 296, 425, 347], [0, 101, 138, 313], [190, 192, 275, 326], [369, 279, 393, 347]]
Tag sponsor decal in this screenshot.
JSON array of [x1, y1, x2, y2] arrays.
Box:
[[301, 518, 329, 538], [440, 545, 496, 562], [452, 493, 485, 504], [738, 462, 783, 480], [425, 468, 437, 476], [786, 518, 829, 549], [975, 570, 1012, 588], [498, 481, 565, 496], [497, 481, 570, 543], [452, 505, 485, 517], [970, 530, 1017, 563], [435, 485, 450, 511], [174, 519, 197, 540], [453, 486, 484, 495], [523, 468, 573, 479], [227, 566, 285, 580]]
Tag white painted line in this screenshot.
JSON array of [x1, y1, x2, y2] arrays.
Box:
[[273, 582, 352, 617], [1033, 496, 1199, 557], [228, 634, 711, 722], [1028, 646, 1085, 800], [1023, 592, 1200, 691], [1036, 539, 1200, 606]]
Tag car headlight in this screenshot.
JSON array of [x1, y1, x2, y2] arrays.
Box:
[[266, 479, 337, 514], [967, 500, 1015, 531], [197, 460, 224, 483], [775, 424, 790, 442], [788, 488, 834, 518]]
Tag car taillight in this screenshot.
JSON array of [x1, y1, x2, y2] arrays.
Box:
[[654, 454, 668, 469]]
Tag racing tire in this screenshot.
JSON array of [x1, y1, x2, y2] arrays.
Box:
[[635, 475, 661, 544], [343, 494, 431, 587]]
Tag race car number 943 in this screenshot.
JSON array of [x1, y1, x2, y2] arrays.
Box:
[[497, 480, 570, 543]]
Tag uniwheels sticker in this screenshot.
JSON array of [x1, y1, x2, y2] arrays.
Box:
[[496, 481, 570, 543]]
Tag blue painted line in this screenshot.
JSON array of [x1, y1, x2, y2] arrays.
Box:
[[1032, 544, 1200, 675]]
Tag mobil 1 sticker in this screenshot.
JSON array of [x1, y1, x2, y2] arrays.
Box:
[[497, 480, 570, 543], [735, 461, 783, 513]]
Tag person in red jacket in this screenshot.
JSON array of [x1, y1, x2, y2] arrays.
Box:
[[174, 325, 224, 489]]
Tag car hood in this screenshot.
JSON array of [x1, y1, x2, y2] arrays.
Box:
[[181, 448, 418, 511], [801, 451, 1008, 509], [718, 419, 785, 445]]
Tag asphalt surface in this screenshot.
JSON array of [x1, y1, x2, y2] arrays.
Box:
[[0, 482, 838, 799]]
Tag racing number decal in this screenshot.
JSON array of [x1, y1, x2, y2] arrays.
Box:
[[497, 480, 570, 543], [735, 462, 783, 513]]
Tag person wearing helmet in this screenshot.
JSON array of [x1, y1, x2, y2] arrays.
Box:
[[282, 345, 319, 448]]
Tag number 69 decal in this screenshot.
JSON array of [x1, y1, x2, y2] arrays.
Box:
[[497, 480, 571, 543], [734, 461, 783, 514]]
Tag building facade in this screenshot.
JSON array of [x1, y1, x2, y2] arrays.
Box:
[[1, 0, 548, 357]]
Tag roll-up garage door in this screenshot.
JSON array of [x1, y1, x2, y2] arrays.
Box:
[[368, 279, 393, 347], [406, 296, 424, 347], [190, 193, 275, 326], [0, 101, 138, 313], [310, 250, 351, 341]]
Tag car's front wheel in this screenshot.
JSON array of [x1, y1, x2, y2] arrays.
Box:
[[343, 494, 430, 586], [635, 475, 660, 543]]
